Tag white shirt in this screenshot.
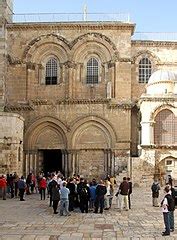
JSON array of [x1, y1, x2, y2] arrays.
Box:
[[162, 197, 169, 213]]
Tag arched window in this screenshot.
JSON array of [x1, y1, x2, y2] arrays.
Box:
[[139, 57, 152, 83], [154, 109, 177, 145], [45, 58, 58, 85], [86, 57, 99, 84]]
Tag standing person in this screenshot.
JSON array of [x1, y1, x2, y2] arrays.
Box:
[[8, 174, 14, 198], [161, 185, 174, 236], [119, 177, 129, 211], [104, 179, 111, 210], [0, 175, 7, 200], [94, 179, 107, 214], [151, 179, 160, 207], [66, 177, 76, 212], [127, 177, 132, 209], [78, 179, 90, 213], [89, 179, 97, 211], [59, 182, 70, 216], [52, 182, 60, 214], [39, 177, 47, 200], [13, 172, 19, 197], [26, 173, 32, 195], [48, 173, 57, 207], [166, 182, 175, 232], [18, 176, 26, 201]]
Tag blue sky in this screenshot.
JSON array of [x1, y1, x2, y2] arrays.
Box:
[[13, 0, 177, 32]]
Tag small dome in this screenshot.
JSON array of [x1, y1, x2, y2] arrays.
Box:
[[146, 70, 177, 95], [148, 69, 177, 85]]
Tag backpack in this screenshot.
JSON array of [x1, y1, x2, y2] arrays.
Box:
[[80, 187, 88, 198], [166, 194, 175, 211], [151, 183, 159, 192]]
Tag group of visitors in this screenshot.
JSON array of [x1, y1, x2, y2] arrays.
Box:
[[151, 176, 176, 236], [1, 170, 176, 236], [0, 171, 133, 216]]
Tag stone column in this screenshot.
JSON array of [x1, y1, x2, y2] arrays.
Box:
[[67, 150, 72, 177], [65, 61, 76, 99], [34, 152, 37, 175], [25, 152, 30, 177], [64, 150, 68, 177], [141, 121, 154, 145], [29, 153, 33, 173], [108, 62, 115, 99], [61, 150, 65, 175]]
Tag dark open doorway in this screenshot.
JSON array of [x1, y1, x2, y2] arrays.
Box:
[[42, 149, 62, 174]]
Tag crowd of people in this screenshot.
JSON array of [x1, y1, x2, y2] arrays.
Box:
[[0, 172, 132, 216], [1, 171, 177, 236]]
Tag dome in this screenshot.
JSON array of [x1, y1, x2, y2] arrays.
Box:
[[146, 70, 177, 95], [148, 69, 177, 85]]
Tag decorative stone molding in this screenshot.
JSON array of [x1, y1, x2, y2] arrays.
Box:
[[30, 99, 53, 105], [107, 61, 115, 68], [131, 50, 160, 65], [70, 32, 118, 52], [26, 62, 36, 70], [64, 60, 77, 69], [7, 54, 23, 65], [108, 101, 137, 109], [132, 40, 177, 47], [56, 98, 110, 105], [5, 104, 34, 111], [7, 22, 135, 32], [139, 96, 176, 103], [141, 145, 177, 150], [119, 58, 131, 63], [22, 33, 70, 60]]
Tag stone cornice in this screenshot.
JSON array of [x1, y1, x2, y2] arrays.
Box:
[[119, 58, 131, 63], [139, 95, 177, 102], [132, 40, 177, 47], [142, 144, 177, 150], [7, 22, 135, 34], [4, 99, 138, 110], [56, 98, 111, 105], [108, 100, 137, 109], [5, 104, 34, 111]]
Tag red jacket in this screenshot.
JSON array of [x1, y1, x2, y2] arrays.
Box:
[[39, 178, 47, 189], [0, 177, 7, 188]]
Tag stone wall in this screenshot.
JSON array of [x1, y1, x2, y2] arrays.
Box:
[[0, 112, 24, 175]]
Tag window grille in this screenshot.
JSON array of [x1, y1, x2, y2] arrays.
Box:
[[45, 58, 58, 85], [138, 57, 152, 83], [86, 57, 99, 84], [154, 109, 177, 145]]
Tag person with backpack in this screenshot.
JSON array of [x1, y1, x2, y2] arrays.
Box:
[[161, 185, 175, 236], [77, 179, 90, 213], [151, 179, 160, 207], [166, 182, 175, 232]]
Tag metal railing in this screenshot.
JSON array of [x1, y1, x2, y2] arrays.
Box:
[[12, 12, 130, 23], [133, 32, 177, 42]]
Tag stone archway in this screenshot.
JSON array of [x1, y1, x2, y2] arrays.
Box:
[[70, 116, 117, 178], [24, 117, 68, 176]]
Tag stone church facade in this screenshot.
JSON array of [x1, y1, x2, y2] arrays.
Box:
[[1, 0, 177, 185]]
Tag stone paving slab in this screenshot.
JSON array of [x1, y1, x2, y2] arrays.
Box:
[[0, 187, 176, 239]]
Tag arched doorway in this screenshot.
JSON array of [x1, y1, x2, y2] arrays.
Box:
[[71, 117, 116, 178], [24, 117, 67, 176]]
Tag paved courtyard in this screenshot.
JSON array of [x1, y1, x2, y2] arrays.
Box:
[[0, 187, 177, 240]]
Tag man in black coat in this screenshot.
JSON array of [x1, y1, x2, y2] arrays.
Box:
[[94, 179, 107, 214]]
